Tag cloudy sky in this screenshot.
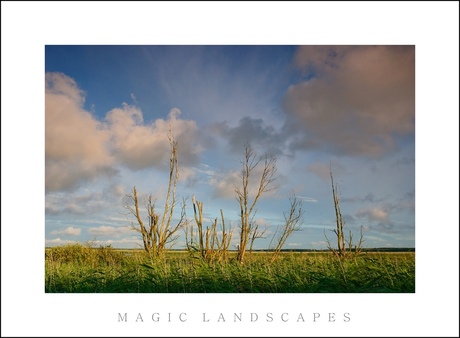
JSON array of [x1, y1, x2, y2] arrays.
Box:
[[44, 45, 415, 250]]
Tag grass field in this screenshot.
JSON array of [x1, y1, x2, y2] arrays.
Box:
[[45, 244, 415, 293]]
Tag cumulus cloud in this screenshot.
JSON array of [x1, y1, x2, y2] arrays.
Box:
[[284, 45, 415, 158], [50, 226, 81, 236], [106, 105, 201, 170], [46, 72, 115, 192], [46, 72, 204, 193]]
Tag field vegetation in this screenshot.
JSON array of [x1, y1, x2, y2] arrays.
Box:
[[45, 244, 415, 293]]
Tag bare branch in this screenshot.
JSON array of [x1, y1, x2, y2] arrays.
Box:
[[270, 193, 304, 263], [236, 144, 277, 264], [124, 132, 187, 258]]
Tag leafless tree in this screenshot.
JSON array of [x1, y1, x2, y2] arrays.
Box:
[[330, 166, 346, 257], [188, 195, 233, 262], [124, 133, 187, 257], [248, 220, 269, 255], [325, 165, 364, 259], [235, 144, 277, 264], [269, 193, 304, 263]]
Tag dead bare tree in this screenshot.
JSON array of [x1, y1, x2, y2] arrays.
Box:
[[269, 193, 304, 263], [124, 133, 187, 257], [248, 220, 269, 255], [235, 144, 277, 264], [325, 165, 364, 259], [188, 195, 233, 263], [347, 224, 364, 254], [330, 166, 346, 257]]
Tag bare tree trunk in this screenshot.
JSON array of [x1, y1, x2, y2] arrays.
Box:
[[326, 166, 366, 259], [190, 196, 234, 263], [330, 166, 346, 258], [235, 144, 277, 264], [124, 131, 187, 258]]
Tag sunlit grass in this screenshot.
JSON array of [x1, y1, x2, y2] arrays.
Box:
[[45, 244, 415, 293]]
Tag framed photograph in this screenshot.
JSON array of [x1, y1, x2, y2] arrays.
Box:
[[2, 2, 458, 337]]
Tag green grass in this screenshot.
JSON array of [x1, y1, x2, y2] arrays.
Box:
[[45, 244, 415, 293]]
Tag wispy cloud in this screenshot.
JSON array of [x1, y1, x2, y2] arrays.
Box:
[[85, 237, 143, 248], [149, 45, 291, 127], [46, 186, 124, 215], [342, 192, 386, 204], [50, 226, 81, 236], [45, 238, 77, 246], [87, 226, 131, 237], [297, 196, 318, 203], [287, 242, 303, 247]]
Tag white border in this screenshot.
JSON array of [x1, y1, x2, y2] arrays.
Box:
[[1, 2, 459, 337]]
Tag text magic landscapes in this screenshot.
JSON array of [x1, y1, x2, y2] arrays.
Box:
[[117, 312, 351, 323]]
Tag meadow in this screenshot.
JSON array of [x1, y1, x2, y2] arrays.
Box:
[[45, 243, 415, 293]]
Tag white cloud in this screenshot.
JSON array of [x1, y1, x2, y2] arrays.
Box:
[[255, 218, 270, 227], [87, 226, 131, 237], [42, 237, 145, 249], [46, 73, 205, 193], [46, 72, 115, 192], [45, 238, 77, 246], [310, 240, 328, 248], [50, 226, 81, 236], [88, 237, 144, 248], [297, 196, 318, 203], [106, 106, 202, 170], [46, 187, 124, 216]]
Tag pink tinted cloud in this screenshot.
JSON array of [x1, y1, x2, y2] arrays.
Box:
[[45, 72, 114, 192], [45, 73, 203, 192], [285, 45, 415, 158], [106, 106, 201, 170]]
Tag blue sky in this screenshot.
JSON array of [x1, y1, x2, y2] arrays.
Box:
[[45, 45, 416, 250]]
